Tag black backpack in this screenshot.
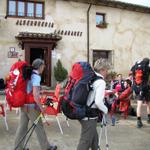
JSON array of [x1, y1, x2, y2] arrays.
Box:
[[131, 59, 150, 86], [60, 62, 102, 120]]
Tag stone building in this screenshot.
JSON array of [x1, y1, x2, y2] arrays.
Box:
[[0, 0, 150, 86]]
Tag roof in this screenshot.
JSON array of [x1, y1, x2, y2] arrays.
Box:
[[15, 32, 62, 49], [16, 32, 62, 41], [67, 0, 150, 14]]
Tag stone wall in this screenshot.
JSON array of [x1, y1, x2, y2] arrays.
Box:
[[0, 0, 150, 80]]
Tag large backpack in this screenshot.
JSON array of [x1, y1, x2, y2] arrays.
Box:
[[60, 62, 101, 120], [5, 61, 32, 108], [131, 60, 149, 86]]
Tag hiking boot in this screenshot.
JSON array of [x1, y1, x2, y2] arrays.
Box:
[[137, 120, 143, 128], [48, 145, 57, 150]]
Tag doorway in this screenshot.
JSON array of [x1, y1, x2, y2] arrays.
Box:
[[30, 48, 44, 64], [30, 48, 48, 84]]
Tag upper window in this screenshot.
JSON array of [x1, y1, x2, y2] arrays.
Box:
[[96, 13, 107, 28], [36, 3, 43, 18], [8, 0, 16, 16], [18, 1, 25, 16], [27, 2, 34, 17], [7, 0, 44, 19]]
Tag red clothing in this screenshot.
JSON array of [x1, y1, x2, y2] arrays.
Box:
[[119, 87, 132, 118]]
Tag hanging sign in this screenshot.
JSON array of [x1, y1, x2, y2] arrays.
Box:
[[8, 47, 18, 58]]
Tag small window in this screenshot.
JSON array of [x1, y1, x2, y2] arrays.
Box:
[[27, 2, 34, 17], [8, 0, 16, 16], [96, 13, 107, 28], [7, 0, 44, 19], [18, 1, 25, 16], [93, 50, 113, 66], [36, 3, 43, 18]]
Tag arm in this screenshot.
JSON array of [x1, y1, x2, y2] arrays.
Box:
[[31, 74, 44, 113], [94, 80, 108, 114], [119, 87, 132, 101], [33, 86, 44, 112]]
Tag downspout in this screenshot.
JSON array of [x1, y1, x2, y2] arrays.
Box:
[[87, 3, 92, 63]]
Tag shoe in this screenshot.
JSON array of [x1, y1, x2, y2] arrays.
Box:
[[137, 120, 143, 128], [48, 145, 57, 150], [23, 148, 29, 150]]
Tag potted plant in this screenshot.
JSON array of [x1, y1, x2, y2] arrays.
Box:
[[54, 59, 68, 85], [96, 21, 108, 28]]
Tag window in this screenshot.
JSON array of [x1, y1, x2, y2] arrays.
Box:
[[36, 3, 43, 18], [27, 2, 34, 17], [93, 50, 113, 66], [96, 13, 107, 28], [18, 1, 25, 16], [7, 0, 44, 19], [8, 0, 16, 16]]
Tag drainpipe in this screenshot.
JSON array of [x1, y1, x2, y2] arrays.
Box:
[[87, 3, 92, 63]]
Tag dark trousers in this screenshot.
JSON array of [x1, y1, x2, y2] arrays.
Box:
[[77, 119, 98, 150]]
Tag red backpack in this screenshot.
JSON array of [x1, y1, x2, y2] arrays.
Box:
[[5, 61, 33, 108]]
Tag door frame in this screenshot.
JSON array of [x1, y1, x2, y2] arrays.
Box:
[[24, 42, 53, 86]]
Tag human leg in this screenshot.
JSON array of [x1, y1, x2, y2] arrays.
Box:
[[146, 101, 150, 123], [26, 108, 50, 150], [91, 120, 99, 150], [14, 108, 29, 150], [77, 119, 98, 150], [136, 100, 143, 128]]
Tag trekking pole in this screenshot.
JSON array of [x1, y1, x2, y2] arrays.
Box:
[[15, 113, 43, 150], [98, 121, 103, 150], [98, 114, 109, 150], [23, 113, 50, 149], [98, 114, 104, 150], [103, 114, 109, 150], [23, 124, 36, 149]]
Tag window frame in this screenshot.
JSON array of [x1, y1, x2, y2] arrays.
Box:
[[93, 50, 113, 66], [96, 12, 107, 28], [7, 0, 45, 19], [17, 1, 25, 17]]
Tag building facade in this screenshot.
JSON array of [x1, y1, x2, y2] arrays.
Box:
[[0, 0, 150, 86]]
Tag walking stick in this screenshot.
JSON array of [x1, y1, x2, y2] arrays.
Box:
[[15, 113, 43, 150], [98, 114, 109, 150]]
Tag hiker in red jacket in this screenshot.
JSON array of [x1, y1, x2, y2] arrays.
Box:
[[119, 79, 132, 119]]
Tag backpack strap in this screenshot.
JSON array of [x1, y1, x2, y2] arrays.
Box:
[[89, 101, 95, 107], [91, 75, 103, 84], [88, 76, 104, 108]]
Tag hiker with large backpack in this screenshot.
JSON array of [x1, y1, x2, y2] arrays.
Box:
[[13, 59, 57, 150], [131, 57, 150, 128], [60, 58, 110, 150], [60, 59, 110, 150], [77, 59, 110, 150]]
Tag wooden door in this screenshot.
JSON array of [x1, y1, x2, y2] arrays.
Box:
[[43, 48, 48, 85], [24, 43, 52, 86]]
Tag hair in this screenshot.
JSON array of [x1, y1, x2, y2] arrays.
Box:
[[117, 73, 122, 77], [94, 58, 111, 72], [125, 79, 132, 87], [32, 58, 44, 69], [142, 57, 149, 65]]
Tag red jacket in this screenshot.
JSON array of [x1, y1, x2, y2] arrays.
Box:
[[119, 87, 132, 112]]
